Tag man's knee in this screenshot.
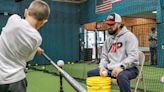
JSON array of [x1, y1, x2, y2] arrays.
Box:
[[117, 72, 128, 81], [87, 68, 99, 77], [87, 70, 93, 77]]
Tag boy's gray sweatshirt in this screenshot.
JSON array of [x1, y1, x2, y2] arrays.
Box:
[[99, 26, 139, 70], [0, 15, 42, 84]]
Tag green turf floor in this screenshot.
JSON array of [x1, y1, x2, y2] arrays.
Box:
[[27, 62, 164, 92], [26, 71, 77, 92], [26, 70, 120, 92]]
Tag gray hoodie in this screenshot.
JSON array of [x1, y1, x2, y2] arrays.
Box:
[[0, 15, 42, 84], [99, 26, 139, 70]]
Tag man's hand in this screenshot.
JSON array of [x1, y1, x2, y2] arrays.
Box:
[[111, 67, 123, 77], [36, 47, 44, 56], [99, 66, 108, 77]]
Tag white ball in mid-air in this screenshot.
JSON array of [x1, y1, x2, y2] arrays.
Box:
[[57, 60, 64, 67]]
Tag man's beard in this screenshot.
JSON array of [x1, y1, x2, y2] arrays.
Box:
[[108, 29, 118, 35]]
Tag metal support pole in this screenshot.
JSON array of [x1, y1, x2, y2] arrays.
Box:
[[59, 70, 63, 92]]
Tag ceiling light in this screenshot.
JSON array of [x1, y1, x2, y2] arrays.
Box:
[[152, 11, 157, 14]]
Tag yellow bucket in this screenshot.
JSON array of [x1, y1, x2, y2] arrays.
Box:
[[87, 76, 111, 92]]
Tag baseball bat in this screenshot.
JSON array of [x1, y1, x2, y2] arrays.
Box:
[[42, 52, 86, 92]]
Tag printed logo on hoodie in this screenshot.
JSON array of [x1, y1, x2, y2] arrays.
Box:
[[110, 42, 123, 53]]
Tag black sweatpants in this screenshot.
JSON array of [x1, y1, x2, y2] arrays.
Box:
[[0, 78, 27, 92]]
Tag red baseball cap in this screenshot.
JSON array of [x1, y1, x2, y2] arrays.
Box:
[[104, 13, 122, 24]]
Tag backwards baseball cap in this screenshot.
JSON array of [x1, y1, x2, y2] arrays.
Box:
[[105, 13, 122, 24]]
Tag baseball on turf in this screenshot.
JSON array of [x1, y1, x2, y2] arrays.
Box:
[[42, 66, 45, 70], [160, 76, 164, 83]]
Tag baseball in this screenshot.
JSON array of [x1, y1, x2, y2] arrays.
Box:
[[41, 66, 45, 70], [102, 70, 108, 76], [57, 60, 64, 67]]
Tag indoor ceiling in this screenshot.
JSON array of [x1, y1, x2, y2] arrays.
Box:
[[125, 11, 156, 19], [51, 0, 87, 3], [50, 0, 156, 19]]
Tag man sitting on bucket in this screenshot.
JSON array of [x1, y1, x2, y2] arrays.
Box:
[[87, 13, 139, 92]]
